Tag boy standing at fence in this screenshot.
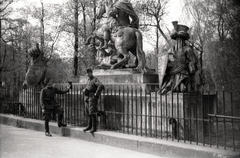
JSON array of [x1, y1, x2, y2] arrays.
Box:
[[40, 78, 71, 137], [83, 68, 104, 133]]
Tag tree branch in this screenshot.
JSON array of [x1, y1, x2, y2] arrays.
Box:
[[0, 1, 13, 13], [45, 27, 62, 63]]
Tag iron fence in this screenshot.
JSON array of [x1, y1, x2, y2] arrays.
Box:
[[0, 84, 240, 151], [0, 86, 21, 115]]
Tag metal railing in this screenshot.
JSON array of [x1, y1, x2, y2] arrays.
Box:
[[0, 86, 21, 115], [0, 84, 240, 151]]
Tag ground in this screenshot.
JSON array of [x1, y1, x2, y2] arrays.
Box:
[[0, 124, 164, 158]]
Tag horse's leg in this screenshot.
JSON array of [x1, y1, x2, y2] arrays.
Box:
[[129, 48, 138, 68], [134, 29, 146, 72], [111, 48, 130, 69], [135, 50, 138, 68]]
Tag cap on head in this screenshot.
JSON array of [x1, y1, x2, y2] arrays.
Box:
[[86, 68, 93, 73]]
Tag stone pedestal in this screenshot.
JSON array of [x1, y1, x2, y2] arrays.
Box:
[[150, 92, 216, 141], [79, 69, 159, 93], [79, 69, 158, 84], [79, 68, 159, 130]]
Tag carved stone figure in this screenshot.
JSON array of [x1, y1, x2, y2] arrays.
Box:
[[95, 42, 136, 69], [85, 0, 146, 72], [160, 23, 199, 93], [94, 44, 120, 69], [99, 0, 139, 49], [22, 43, 47, 88]]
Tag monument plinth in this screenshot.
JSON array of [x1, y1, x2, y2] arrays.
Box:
[[79, 68, 158, 93], [79, 69, 158, 84]]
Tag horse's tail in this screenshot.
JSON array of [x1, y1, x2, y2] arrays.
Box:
[[135, 29, 146, 73]]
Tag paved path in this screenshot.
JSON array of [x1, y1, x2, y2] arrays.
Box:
[[0, 124, 165, 158]]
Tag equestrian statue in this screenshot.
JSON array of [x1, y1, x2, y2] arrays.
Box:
[[85, 0, 146, 73]]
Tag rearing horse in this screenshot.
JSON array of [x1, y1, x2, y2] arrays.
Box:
[[86, 1, 146, 72]]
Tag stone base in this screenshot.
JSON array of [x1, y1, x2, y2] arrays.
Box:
[[79, 69, 158, 84], [150, 92, 216, 142]]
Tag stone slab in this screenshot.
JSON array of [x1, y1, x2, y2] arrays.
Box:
[[79, 69, 158, 84], [1, 114, 239, 158]]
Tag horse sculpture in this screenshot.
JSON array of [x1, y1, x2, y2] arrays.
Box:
[[85, 1, 146, 72]]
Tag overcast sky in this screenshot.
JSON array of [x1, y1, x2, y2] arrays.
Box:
[[9, 0, 190, 52], [11, 0, 189, 26]]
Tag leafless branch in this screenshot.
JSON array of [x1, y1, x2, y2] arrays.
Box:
[[45, 26, 62, 63], [0, 0, 13, 13]]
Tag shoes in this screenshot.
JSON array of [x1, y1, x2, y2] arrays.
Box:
[[90, 115, 97, 133], [90, 128, 96, 133], [83, 115, 92, 132], [83, 126, 92, 132], [58, 122, 67, 128], [45, 132, 52, 137]]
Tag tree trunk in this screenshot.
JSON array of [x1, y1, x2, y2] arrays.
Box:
[[156, 22, 171, 48], [11, 39, 17, 86], [40, 2, 45, 54], [86, 0, 97, 69], [73, 0, 79, 76], [156, 27, 159, 54], [82, 3, 87, 42], [0, 19, 2, 84], [153, 11, 172, 53], [80, 2, 88, 71], [92, 0, 96, 32]]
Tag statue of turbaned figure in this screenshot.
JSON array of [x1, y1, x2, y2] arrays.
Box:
[[158, 22, 202, 94], [22, 43, 47, 89], [85, 0, 146, 73]]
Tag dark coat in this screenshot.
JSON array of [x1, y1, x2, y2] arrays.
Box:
[[40, 86, 69, 109], [84, 76, 104, 96], [84, 76, 104, 115]]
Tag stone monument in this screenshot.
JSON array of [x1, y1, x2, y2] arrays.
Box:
[[83, 0, 158, 89], [81, 0, 158, 131], [152, 21, 215, 141], [158, 21, 199, 94]]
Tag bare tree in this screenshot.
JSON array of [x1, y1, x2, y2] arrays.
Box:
[[40, 1, 45, 53], [0, 0, 13, 84], [73, 0, 79, 76], [29, 2, 64, 62], [183, 0, 240, 89], [61, 0, 94, 76], [135, 0, 170, 54]]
